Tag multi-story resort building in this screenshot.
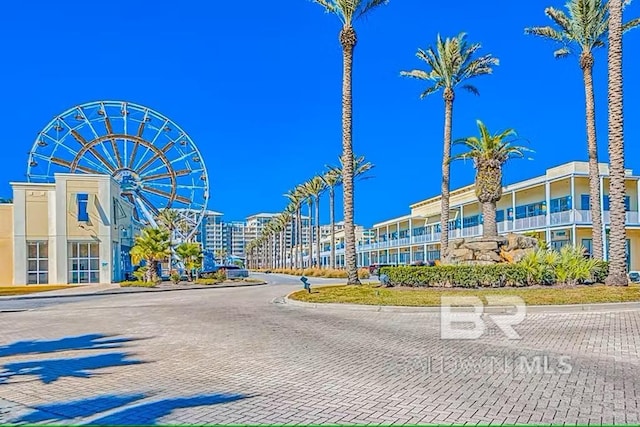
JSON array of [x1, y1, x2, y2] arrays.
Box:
[[319, 161, 639, 271], [197, 210, 230, 255]]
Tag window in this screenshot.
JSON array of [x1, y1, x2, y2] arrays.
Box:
[[463, 215, 481, 228], [27, 241, 48, 284], [515, 201, 546, 219], [582, 238, 593, 257], [68, 242, 100, 284], [583, 194, 631, 211], [550, 196, 572, 213], [496, 210, 505, 223], [77, 193, 89, 221]]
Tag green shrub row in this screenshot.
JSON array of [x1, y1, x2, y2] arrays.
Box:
[[380, 264, 529, 288], [380, 247, 609, 288]]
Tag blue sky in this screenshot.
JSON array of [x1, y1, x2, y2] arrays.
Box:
[[1, 0, 639, 228]]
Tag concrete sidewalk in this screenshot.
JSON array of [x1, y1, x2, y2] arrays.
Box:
[[0, 280, 267, 301]]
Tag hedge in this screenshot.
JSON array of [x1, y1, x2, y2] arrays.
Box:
[[379, 260, 609, 288]]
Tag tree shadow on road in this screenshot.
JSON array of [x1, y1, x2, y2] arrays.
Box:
[[0, 334, 147, 357], [13, 392, 252, 425]]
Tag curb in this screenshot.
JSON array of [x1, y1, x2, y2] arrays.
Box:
[[283, 292, 640, 314], [0, 281, 267, 301]]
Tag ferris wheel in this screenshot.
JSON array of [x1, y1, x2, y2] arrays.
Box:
[[26, 100, 209, 240]]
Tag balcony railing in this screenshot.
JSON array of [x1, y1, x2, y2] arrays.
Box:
[[316, 209, 640, 256]]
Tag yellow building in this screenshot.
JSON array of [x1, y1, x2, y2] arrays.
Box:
[[0, 174, 141, 285], [346, 161, 640, 270]]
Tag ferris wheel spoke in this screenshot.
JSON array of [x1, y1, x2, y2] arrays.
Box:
[[144, 181, 205, 191], [143, 186, 190, 205], [49, 157, 104, 175], [103, 117, 124, 169], [133, 119, 169, 171], [140, 169, 192, 182], [137, 141, 175, 175], [70, 130, 116, 173], [133, 192, 159, 225]]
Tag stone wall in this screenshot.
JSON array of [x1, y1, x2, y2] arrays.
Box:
[[444, 233, 538, 265]]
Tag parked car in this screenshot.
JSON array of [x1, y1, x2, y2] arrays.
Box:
[[629, 271, 640, 283]]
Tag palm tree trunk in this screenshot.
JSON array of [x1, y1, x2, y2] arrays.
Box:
[[307, 201, 313, 268], [605, 0, 628, 286], [440, 88, 454, 261], [581, 53, 604, 260], [297, 207, 303, 269], [340, 25, 360, 285], [315, 195, 321, 271], [289, 218, 295, 269], [482, 201, 498, 238], [329, 186, 336, 269]]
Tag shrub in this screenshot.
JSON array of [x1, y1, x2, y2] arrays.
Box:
[[358, 268, 370, 279], [519, 248, 558, 286], [380, 264, 528, 288], [554, 245, 597, 286], [132, 267, 148, 282], [120, 280, 157, 288], [170, 271, 181, 285], [591, 260, 609, 283]]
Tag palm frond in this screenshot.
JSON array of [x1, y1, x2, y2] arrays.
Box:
[[623, 16, 640, 32], [355, 0, 389, 21], [554, 47, 572, 58], [399, 69, 430, 80], [524, 25, 566, 41], [461, 84, 479, 96], [545, 7, 573, 33]]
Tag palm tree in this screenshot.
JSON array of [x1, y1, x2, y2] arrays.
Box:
[[284, 186, 306, 268], [311, 0, 388, 285], [401, 33, 498, 260], [304, 176, 327, 269], [284, 203, 297, 268], [321, 169, 341, 269], [452, 120, 532, 238], [130, 227, 171, 282], [156, 208, 182, 268], [325, 154, 375, 269], [607, 0, 638, 285], [175, 242, 203, 281], [525, 0, 639, 260]]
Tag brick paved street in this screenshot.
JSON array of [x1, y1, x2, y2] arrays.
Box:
[[0, 273, 639, 425]]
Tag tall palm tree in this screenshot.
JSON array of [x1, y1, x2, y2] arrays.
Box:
[[401, 33, 498, 260], [130, 227, 171, 282], [452, 120, 532, 237], [325, 154, 375, 269], [321, 169, 341, 269], [525, 0, 639, 260], [285, 186, 305, 268], [311, 0, 388, 285], [305, 176, 327, 269], [607, 0, 638, 285]]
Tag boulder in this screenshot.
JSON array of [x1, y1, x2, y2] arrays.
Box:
[[443, 233, 537, 266]]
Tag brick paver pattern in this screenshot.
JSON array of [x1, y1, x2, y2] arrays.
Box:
[[0, 279, 639, 425]]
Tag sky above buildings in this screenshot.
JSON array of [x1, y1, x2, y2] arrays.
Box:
[[1, 0, 639, 228]]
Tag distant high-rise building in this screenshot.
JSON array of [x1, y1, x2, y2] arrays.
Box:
[[197, 210, 230, 256]]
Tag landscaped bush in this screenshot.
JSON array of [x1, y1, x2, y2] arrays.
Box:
[[381, 245, 610, 288], [120, 280, 157, 288], [201, 270, 227, 281], [255, 267, 370, 280], [380, 265, 528, 288]]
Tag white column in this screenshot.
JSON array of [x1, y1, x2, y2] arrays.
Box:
[[511, 191, 516, 231], [12, 187, 26, 285], [460, 205, 464, 236], [397, 248, 400, 265], [570, 175, 576, 248], [545, 180, 551, 244], [47, 187, 57, 284], [55, 178, 68, 284]]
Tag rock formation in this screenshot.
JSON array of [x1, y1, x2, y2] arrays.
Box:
[[443, 233, 538, 265]]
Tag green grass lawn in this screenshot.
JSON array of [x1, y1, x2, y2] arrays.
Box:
[[0, 285, 75, 296], [289, 283, 640, 306]]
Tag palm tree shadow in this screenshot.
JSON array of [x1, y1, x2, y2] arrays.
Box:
[[0, 334, 151, 358], [0, 352, 144, 385], [13, 392, 253, 425]]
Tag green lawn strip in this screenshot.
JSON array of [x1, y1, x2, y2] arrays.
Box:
[[0, 285, 76, 296], [289, 284, 640, 306]]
